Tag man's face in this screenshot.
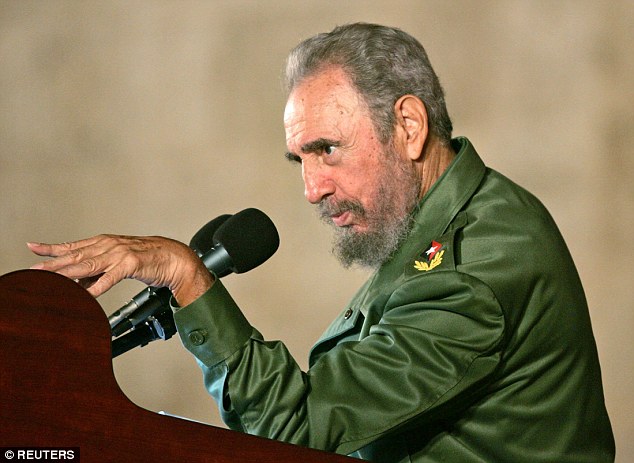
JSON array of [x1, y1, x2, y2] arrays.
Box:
[[284, 68, 421, 268]]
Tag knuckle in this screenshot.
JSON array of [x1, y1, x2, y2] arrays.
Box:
[[94, 234, 119, 248], [98, 271, 116, 288], [79, 258, 99, 273], [98, 234, 118, 247], [68, 249, 84, 261]]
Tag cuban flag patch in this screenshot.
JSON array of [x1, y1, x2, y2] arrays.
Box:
[[414, 240, 445, 272]]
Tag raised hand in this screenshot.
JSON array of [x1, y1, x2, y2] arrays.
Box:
[[28, 234, 213, 307]]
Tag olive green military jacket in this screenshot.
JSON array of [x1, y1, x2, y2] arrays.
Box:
[[174, 138, 615, 462]]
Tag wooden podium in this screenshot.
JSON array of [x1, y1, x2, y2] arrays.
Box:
[[0, 270, 354, 462]]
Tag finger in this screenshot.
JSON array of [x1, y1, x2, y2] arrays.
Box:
[[27, 237, 102, 258], [28, 235, 125, 273], [75, 274, 103, 290], [70, 274, 106, 298], [55, 257, 128, 298], [78, 272, 119, 298], [39, 250, 125, 282], [29, 247, 93, 272], [68, 273, 116, 299]]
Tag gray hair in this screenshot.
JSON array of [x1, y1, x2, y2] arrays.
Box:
[[284, 23, 453, 145]]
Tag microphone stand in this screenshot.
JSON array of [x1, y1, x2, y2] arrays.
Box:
[[111, 308, 177, 358]]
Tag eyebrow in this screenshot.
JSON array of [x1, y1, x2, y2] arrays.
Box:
[[285, 151, 302, 163], [284, 137, 341, 163]]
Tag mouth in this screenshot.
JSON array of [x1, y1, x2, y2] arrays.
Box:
[[331, 210, 352, 227], [318, 199, 365, 229]]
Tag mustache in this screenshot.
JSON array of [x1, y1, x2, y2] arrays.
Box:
[[317, 199, 366, 222]]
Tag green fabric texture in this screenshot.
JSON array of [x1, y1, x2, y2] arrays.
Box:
[[174, 138, 615, 462]]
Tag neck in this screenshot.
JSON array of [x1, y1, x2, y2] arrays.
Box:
[[417, 136, 455, 199]]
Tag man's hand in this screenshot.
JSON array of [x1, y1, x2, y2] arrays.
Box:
[[27, 235, 214, 307]]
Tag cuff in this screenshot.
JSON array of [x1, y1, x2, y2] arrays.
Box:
[[173, 279, 253, 367]]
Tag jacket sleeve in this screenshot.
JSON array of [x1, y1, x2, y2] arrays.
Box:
[[173, 270, 505, 456]]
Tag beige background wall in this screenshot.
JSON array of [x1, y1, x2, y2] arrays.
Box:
[[1, 1, 632, 460]]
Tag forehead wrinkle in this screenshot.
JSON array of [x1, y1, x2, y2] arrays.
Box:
[[284, 68, 371, 156]]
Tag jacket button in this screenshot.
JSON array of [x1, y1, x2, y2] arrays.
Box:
[[344, 309, 353, 320], [188, 330, 206, 346]]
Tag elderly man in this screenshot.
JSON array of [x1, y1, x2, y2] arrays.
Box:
[[30, 23, 614, 462]]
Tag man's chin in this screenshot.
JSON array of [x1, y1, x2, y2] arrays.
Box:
[[329, 210, 416, 270], [330, 227, 383, 269]]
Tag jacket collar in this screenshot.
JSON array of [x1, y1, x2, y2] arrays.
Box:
[[382, 136, 487, 270], [415, 137, 486, 236]]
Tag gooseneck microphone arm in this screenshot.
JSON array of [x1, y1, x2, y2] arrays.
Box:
[[111, 306, 176, 358]]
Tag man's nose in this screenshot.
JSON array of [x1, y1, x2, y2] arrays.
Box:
[[302, 162, 335, 204]]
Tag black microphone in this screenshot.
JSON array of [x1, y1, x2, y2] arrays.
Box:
[[189, 214, 233, 257], [108, 214, 232, 332], [111, 208, 279, 337], [202, 207, 280, 278]]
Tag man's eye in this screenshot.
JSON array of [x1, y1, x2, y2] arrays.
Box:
[[324, 145, 337, 155]]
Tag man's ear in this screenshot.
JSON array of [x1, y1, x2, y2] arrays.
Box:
[[393, 95, 428, 161]]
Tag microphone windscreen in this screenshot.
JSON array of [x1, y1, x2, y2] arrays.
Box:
[[214, 208, 279, 273], [189, 214, 232, 255]]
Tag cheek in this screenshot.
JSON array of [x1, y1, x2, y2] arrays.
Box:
[[340, 165, 384, 205], [347, 145, 385, 193]]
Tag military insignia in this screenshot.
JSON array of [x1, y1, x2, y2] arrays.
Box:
[[414, 240, 445, 272]]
